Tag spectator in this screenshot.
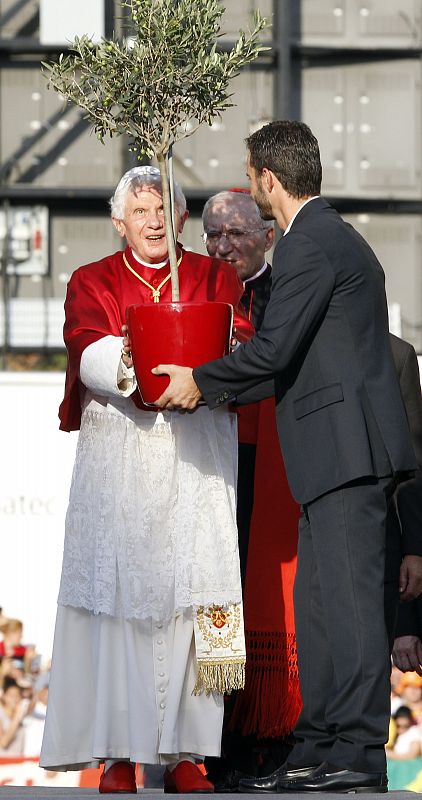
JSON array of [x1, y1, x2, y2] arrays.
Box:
[[387, 705, 421, 760], [0, 678, 29, 755], [0, 619, 26, 664], [24, 672, 49, 757], [392, 672, 422, 720]]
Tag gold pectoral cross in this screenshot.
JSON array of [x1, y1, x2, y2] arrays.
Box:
[[122, 252, 182, 302]]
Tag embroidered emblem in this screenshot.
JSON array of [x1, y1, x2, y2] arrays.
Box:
[[193, 602, 246, 695], [196, 603, 241, 649], [207, 605, 230, 629]]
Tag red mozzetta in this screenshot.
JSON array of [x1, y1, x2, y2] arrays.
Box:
[[59, 245, 252, 431]]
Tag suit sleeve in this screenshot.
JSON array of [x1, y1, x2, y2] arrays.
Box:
[[234, 378, 276, 405], [193, 233, 335, 409]]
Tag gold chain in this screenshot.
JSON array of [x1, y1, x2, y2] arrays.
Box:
[[122, 252, 182, 302]]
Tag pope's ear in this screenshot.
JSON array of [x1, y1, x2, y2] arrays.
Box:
[[112, 217, 125, 238]]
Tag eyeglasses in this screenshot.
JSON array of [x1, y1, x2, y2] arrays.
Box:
[[202, 228, 265, 246]]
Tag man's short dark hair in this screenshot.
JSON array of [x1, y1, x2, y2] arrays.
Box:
[[245, 120, 322, 199]]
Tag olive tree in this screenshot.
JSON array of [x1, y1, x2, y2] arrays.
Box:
[[43, 0, 269, 299]]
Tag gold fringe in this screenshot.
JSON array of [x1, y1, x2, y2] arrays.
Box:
[[192, 658, 246, 696]]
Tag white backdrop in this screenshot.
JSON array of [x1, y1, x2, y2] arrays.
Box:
[[0, 373, 77, 662], [0, 361, 421, 663]]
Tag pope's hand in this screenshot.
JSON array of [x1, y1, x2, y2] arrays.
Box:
[[153, 365, 202, 410], [121, 324, 133, 369]]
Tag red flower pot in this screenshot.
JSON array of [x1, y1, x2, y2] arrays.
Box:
[[126, 301, 233, 406]]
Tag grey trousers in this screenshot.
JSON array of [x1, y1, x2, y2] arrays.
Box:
[[290, 476, 395, 774]]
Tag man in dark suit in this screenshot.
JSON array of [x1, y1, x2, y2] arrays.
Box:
[[390, 336, 422, 672], [154, 120, 417, 793], [393, 520, 422, 674]]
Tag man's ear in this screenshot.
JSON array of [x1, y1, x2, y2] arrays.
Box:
[[177, 210, 189, 235], [112, 217, 125, 238], [264, 226, 275, 252], [262, 167, 275, 194]]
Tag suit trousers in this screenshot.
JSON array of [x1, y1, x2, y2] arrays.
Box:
[[290, 476, 395, 774]]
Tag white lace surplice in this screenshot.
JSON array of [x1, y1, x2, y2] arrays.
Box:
[[58, 336, 241, 622]]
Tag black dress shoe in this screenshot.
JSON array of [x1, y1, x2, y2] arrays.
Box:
[[238, 763, 319, 793], [208, 769, 254, 793], [277, 761, 388, 793]]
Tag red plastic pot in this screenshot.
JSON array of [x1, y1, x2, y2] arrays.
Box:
[[126, 301, 233, 406]]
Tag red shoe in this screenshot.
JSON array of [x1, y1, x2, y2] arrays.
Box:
[[164, 760, 214, 793], [99, 761, 137, 794]]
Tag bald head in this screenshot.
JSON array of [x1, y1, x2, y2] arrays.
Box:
[[202, 191, 274, 281]]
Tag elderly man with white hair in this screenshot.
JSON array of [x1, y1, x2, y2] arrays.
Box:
[[39, 166, 251, 794], [202, 189, 274, 328]]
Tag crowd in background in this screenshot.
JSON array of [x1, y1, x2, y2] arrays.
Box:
[[1, 602, 422, 769], [0, 607, 50, 758], [388, 667, 422, 761]]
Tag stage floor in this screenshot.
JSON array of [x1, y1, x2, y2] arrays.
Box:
[[0, 790, 418, 799]]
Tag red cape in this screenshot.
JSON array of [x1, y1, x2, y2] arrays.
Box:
[[59, 245, 252, 431]]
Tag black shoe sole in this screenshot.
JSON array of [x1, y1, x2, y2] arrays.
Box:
[[343, 789, 388, 795], [284, 786, 388, 794]]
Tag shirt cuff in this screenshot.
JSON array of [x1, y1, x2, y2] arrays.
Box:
[[80, 335, 137, 398]]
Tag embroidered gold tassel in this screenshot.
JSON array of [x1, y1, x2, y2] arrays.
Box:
[[192, 658, 246, 696]]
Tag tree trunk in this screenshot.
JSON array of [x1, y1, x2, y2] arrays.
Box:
[[157, 151, 179, 302]]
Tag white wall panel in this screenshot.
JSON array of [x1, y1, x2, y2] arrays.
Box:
[[50, 215, 121, 291], [39, 0, 104, 44], [303, 60, 422, 198], [0, 373, 77, 660], [174, 70, 274, 189], [301, 0, 422, 49], [0, 68, 124, 188]]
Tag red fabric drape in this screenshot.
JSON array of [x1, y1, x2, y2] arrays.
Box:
[[231, 398, 302, 739]]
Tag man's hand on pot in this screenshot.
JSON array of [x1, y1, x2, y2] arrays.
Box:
[[153, 365, 202, 410]]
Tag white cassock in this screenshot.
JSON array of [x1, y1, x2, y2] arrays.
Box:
[[40, 336, 242, 770]]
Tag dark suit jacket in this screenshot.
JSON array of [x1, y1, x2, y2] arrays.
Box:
[[390, 334, 422, 473], [194, 197, 417, 505]]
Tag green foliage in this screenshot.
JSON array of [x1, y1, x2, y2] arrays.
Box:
[[42, 0, 269, 159], [42, 0, 270, 300]]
